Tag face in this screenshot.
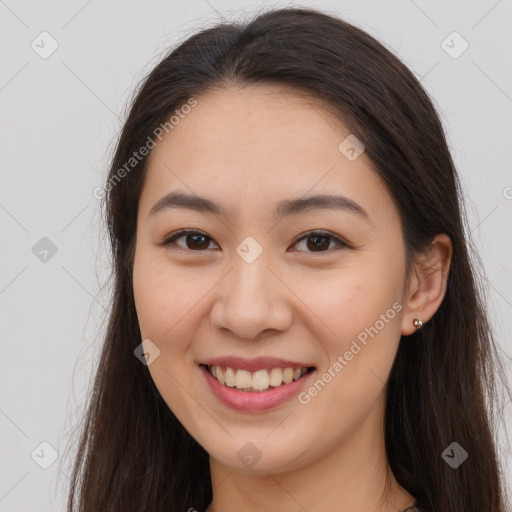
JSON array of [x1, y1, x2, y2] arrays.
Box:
[[132, 84, 410, 474]]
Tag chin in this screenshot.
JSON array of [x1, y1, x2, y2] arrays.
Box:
[[201, 432, 318, 475]]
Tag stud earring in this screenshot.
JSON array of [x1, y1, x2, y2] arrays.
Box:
[[413, 318, 423, 329]]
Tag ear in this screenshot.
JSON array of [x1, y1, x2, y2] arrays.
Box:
[[401, 233, 453, 336]]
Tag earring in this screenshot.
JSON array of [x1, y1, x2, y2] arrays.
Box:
[[413, 318, 423, 329]]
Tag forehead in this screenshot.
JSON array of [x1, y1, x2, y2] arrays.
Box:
[[140, 85, 397, 227]]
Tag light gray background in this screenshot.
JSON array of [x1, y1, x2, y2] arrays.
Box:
[[1, 1, 511, 510]]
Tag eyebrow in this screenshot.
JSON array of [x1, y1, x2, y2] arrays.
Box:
[[148, 190, 370, 222]]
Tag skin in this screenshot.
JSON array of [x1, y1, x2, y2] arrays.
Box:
[[132, 84, 452, 512]]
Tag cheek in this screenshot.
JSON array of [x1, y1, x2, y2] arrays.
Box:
[[133, 254, 205, 423], [133, 250, 202, 343], [291, 259, 402, 342], [132, 251, 224, 389], [295, 256, 404, 394], [133, 263, 173, 342]]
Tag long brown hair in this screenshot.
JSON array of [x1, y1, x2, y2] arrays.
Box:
[[64, 7, 511, 511]]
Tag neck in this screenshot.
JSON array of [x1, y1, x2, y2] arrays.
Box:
[[206, 395, 415, 512]]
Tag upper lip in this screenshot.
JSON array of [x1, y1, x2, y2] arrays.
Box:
[[199, 356, 315, 372]]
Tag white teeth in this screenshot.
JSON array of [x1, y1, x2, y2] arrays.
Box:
[[224, 367, 236, 387], [235, 369, 252, 389], [252, 369, 270, 390], [214, 366, 225, 385], [269, 368, 283, 387], [282, 368, 294, 384], [208, 365, 309, 392]]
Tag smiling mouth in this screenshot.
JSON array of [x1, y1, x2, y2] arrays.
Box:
[[201, 364, 315, 392]]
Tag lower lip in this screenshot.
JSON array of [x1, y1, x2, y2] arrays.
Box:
[[199, 364, 316, 412]]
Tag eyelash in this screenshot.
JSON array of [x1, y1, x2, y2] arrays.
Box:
[[160, 229, 350, 254]]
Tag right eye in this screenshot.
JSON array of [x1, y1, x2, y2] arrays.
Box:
[[161, 229, 219, 251]]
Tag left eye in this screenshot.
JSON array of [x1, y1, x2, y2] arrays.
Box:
[[291, 231, 347, 252], [161, 229, 347, 253]]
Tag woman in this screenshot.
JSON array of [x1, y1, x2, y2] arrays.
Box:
[[65, 6, 511, 512]]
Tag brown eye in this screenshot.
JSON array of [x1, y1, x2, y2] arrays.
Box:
[[290, 231, 347, 253], [162, 230, 218, 251], [306, 235, 330, 251], [182, 233, 211, 250], [162, 229, 347, 254]]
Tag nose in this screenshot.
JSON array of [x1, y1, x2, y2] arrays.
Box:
[[210, 255, 293, 340]]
